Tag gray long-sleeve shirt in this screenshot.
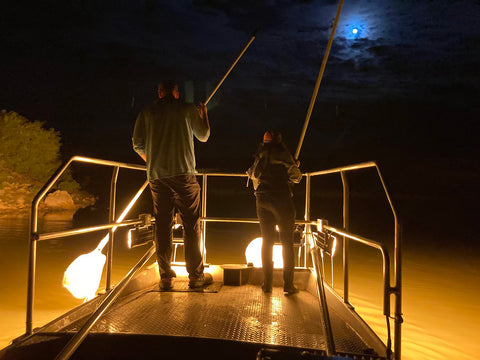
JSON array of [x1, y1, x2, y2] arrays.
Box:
[[132, 96, 210, 180]]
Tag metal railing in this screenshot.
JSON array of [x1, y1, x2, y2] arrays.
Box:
[[304, 161, 402, 360], [25, 158, 401, 360], [26, 156, 148, 335]]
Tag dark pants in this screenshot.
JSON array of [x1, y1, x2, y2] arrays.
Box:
[[150, 175, 203, 280], [255, 192, 296, 288]]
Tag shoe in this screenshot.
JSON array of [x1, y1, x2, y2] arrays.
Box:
[[189, 273, 213, 288], [160, 277, 173, 291], [262, 283, 272, 293], [283, 286, 299, 295], [159, 268, 176, 290]]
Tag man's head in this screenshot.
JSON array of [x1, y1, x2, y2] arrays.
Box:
[[263, 130, 282, 144], [158, 80, 179, 99]]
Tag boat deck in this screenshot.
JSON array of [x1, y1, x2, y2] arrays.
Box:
[[72, 282, 328, 349], [1, 266, 387, 360]]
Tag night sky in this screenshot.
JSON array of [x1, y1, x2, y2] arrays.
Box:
[[1, 0, 479, 241]]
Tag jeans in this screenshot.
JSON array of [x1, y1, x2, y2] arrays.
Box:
[[255, 192, 296, 288], [150, 175, 203, 279]]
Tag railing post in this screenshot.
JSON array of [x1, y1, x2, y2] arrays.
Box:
[[304, 174, 311, 268], [26, 158, 77, 334], [25, 232, 37, 335], [340, 171, 350, 305], [394, 222, 403, 360], [374, 164, 402, 360], [201, 174, 207, 263], [106, 166, 119, 290]]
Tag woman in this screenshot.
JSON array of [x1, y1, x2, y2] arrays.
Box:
[[247, 130, 302, 294]]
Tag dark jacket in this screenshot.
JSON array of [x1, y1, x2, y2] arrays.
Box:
[[247, 142, 302, 195]]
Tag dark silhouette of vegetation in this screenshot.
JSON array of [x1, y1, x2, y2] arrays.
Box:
[[0, 110, 62, 183], [0, 110, 91, 212]]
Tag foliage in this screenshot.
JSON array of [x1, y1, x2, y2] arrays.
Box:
[[0, 110, 84, 202], [58, 170, 81, 193], [0, 110, 61, 182]]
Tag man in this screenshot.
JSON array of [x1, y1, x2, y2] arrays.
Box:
[[132, 80, 210, 290], [247, 130, 302, 295]]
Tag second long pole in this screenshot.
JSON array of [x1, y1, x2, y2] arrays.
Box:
[[205, 31, 257, 105], [295, 0, 344, 160]]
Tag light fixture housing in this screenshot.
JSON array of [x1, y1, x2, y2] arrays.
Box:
[[127, 224, 154, 249]]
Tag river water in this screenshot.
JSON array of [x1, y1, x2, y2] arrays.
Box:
[[0, 214, 479, 359]]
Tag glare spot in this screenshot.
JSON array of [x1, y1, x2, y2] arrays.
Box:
[[352, 28, 358, 34]]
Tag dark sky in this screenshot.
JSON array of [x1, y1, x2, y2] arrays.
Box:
[[1, 0, 479, 232]]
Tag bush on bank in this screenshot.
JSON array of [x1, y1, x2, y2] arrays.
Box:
[[0, 110, 94, 214]]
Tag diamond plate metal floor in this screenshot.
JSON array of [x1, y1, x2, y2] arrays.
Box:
[[16, 264, 385, 358], [63, 282, 327, 350]]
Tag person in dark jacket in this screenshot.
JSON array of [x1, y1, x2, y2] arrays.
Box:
[[247, 130, 302, 294], [132, 80, 210, 290]]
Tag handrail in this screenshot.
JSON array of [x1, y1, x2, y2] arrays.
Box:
[[26, 156, 147, 334], [35, 219, 142, 241], [307, 232, 336, 355], [305, 161, 401, 360], [322, 224, 391, 317], [54, 244, 156, 360], [306, 161, 377, 177], [201, 216, 317, 226]]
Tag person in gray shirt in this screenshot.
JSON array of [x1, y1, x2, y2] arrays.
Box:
[[133, 80, 210, 290]]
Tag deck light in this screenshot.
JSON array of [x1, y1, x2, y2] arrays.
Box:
[[245, 237, 284, 269], [313, 231, 336, 257], [128, 214, 183, 249], [63, 239, 107, 302], [128, 224, 155, 249]]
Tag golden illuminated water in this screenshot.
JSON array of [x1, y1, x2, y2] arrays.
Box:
[[0, 216, 479, 359]]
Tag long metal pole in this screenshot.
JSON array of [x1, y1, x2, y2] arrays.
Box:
[[295, 0, 344, 159], [204, 32, 256, 105]]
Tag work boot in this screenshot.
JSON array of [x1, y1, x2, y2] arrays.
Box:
[[160, 277, 174, 291], [283, 284, 299, 295], [160, 268, 176, 291], [189, 273, 213, 288]]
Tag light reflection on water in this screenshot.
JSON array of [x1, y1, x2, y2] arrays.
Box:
[[0, 217, 479, 359]]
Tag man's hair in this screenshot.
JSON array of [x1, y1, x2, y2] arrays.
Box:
[[263, 130, 282, 143], [158, 80, 177, 93]]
